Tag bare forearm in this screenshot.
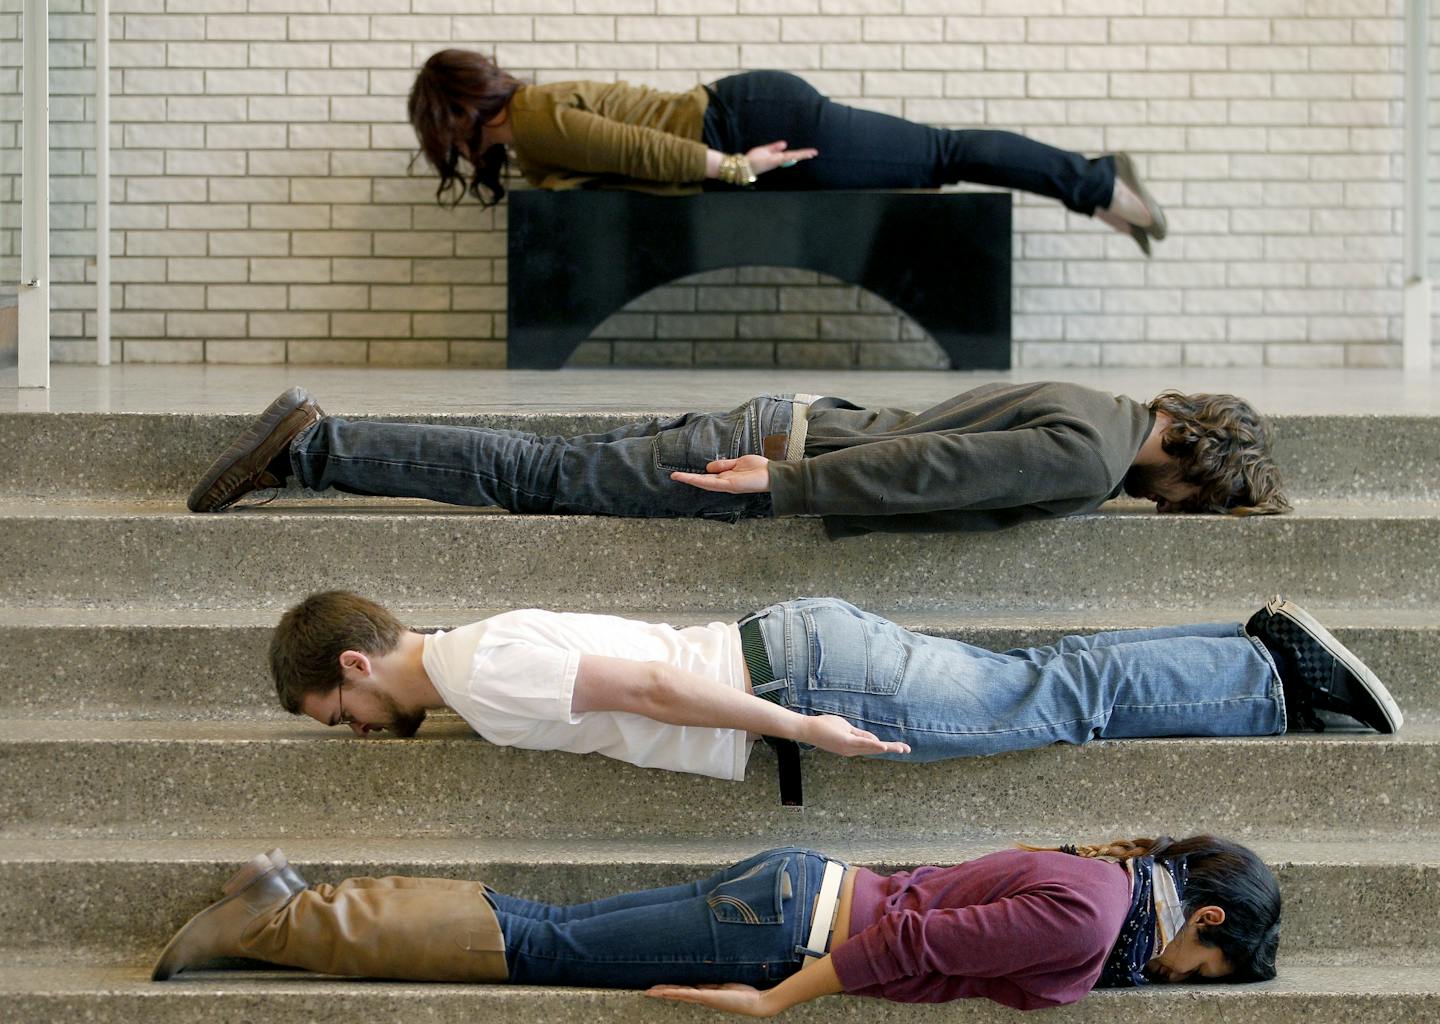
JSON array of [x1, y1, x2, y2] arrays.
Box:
[[706, 149, 723, 178], [761, 955, 845, 1014], [642, 664, 813, 742]]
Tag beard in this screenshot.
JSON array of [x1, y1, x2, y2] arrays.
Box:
[[376, 691, 427, 738], [1123, 462, 1173, 501]]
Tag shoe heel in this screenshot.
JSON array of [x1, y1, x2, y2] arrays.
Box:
[[222, 853, 275, 898]]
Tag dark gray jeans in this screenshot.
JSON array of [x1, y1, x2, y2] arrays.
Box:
[[290, 395, 800, 519]]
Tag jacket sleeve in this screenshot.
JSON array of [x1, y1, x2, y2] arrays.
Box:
[[829, 890, 1109, 993], [519, 104, 708, 183], [767, 424, 1112, 519]]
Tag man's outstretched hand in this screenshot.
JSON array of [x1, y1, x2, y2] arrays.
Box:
[[804, 714, 911, 757], [670, 454, 771, 494]]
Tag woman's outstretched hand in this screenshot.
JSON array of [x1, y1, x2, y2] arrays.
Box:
[[646, 983, 776, 1017], [745, 141, 818, 175], [670, 454, 771, 493]]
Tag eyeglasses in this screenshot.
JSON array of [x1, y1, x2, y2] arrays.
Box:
[[336, 682, 355, 729]]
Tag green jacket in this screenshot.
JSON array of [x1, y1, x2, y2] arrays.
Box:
[[508, 80, 711, 193], [768, 382, 1156, 537]]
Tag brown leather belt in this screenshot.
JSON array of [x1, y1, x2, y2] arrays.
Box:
[[761, 392, 820, 463]]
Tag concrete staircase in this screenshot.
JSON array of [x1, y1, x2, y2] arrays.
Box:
[[1, 399, 1437, 1021]]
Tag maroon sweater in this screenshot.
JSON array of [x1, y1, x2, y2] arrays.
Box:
[[830, 849, 1132, 1011]]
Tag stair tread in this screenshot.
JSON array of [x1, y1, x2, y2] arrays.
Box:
[[2, 834, 1438, 867], [1, 604, 1435, 629], [4, 495, 1440, 518], [2, 959, 1439, 994], [7, 364, 1440, 416], [1, 715, 1427, 744]]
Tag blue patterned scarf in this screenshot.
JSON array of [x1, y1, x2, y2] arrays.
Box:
[[1095, 855, 1190, 988]]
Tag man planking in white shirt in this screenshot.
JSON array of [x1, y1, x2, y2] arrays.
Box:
[[273, 590, 908, 783], [272, 589, 1402, 801]]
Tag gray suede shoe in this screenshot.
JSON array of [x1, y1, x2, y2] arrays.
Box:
[[1112, 152, 1167, 253]]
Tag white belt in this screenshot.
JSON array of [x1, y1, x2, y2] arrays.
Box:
[[802, 859, 846, 964], [786, 393, 822, 462]]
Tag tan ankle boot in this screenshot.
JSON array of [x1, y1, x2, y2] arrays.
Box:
[[154, 851, 509, 983], [151, 851, 308, 980]]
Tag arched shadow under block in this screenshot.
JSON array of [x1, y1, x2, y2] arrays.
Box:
[[507, 190, 1012, 370]]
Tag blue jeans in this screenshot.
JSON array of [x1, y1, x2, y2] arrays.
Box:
[[704, 70, 1115, 214], [747, 599, 1286, 760], [290, 395, 798, 519], [490, 847, 833, 988]]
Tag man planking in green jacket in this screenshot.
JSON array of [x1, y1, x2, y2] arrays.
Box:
[[186, 381, 1288, 534]]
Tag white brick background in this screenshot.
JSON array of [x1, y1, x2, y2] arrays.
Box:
[[1, 0, 1437, 367]]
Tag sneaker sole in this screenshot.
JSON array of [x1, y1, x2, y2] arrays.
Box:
[[186, 387, 318, 513], [1271, 599, 1403, 733]]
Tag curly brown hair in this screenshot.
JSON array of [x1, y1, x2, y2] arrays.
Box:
[[270, 591, 405, 714], [1147, 391, 1290, 516], [408, 48, 525, 208]]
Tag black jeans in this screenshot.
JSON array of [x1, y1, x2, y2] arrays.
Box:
[[703, 70, 1115, 214]]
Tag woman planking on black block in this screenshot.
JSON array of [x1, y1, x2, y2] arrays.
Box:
[[407, 50, 1168, 255]]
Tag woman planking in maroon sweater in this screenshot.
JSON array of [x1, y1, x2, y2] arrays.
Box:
[[154, 834, 1279, 1013]]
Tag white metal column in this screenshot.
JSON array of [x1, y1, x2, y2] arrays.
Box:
[[19, 0, 50, 388], [1403, 0, 1432, 372], [96, 0, 109, 365]]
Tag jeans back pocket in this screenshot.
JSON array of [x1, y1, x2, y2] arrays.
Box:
[[706, 854, 790, 926], [803, 605, 910, 696], [654, 410, 744, 474]]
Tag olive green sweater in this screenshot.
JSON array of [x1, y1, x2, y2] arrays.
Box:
[[508, 81, 712, 192], [768, 382, 1156, 537]]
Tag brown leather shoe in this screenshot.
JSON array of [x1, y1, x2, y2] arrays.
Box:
[[151, 851, 309, 980], [186, 387, 323, 512]]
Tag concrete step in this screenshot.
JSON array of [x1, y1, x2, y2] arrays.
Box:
[[1, 836, 1434, 961], [5, 606, 1437, 721], [1, 498, 1437, 611], [3, 718, 1434, 841], [0, 960, 1437, 1023], [4, 409, 1439, 501]]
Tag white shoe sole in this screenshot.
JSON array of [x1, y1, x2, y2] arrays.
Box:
[[1270, 598, 1403, 733]]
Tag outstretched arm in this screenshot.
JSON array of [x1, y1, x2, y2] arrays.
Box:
[[668, 427, 1110, 518], [772, 428, 1109, 518], [532, 107, 817, 183], [645, 954, 844, 1017], [571, 655, 909, 758]]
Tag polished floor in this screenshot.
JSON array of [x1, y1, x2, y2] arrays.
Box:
[[3, 363, 1440, 414]]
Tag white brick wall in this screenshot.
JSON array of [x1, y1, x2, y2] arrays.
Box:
[[2, 1, 1437, 366]]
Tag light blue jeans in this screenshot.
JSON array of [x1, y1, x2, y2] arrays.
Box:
[[490, 847, 831, 988], [746, 599, 1286, 760]]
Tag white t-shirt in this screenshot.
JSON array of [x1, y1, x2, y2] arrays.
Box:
[[422, 609, 754, 781]]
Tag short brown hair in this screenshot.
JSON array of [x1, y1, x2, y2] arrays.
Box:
[[270, 591, 405, 714], [1148, 391, 1290, 516]]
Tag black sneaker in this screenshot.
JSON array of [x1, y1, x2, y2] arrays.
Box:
[[1245, 596, 1403, 734]]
